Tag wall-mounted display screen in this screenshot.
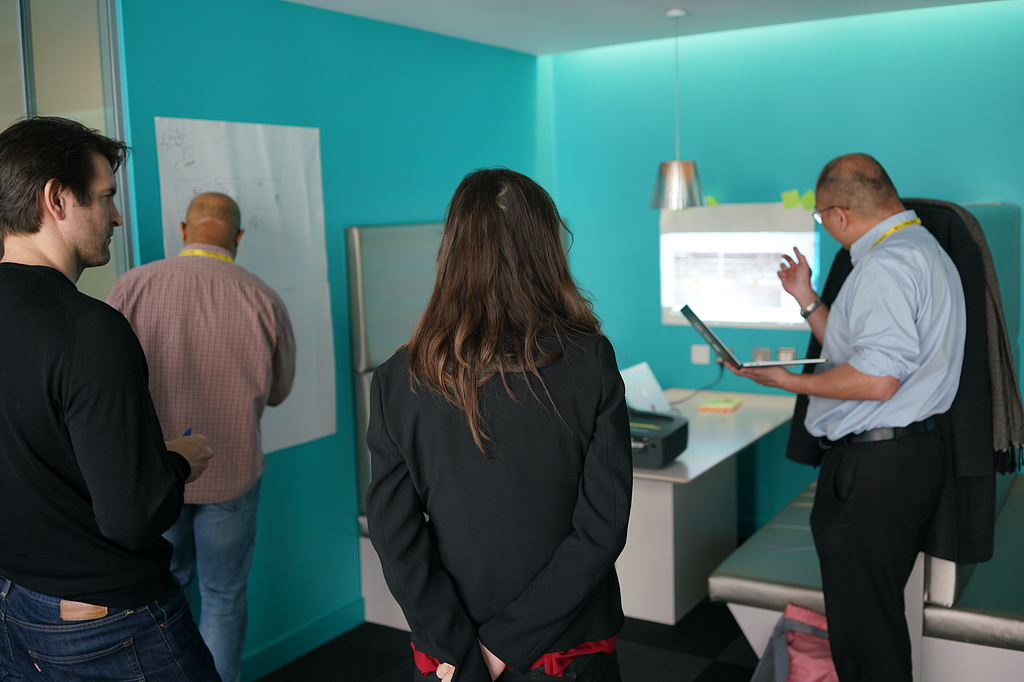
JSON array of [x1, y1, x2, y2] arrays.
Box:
[[661, 230, 819, 327], [659, 203, 820, 328]]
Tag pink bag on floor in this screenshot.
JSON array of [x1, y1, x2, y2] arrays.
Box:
[[750, 603, 839, 682]]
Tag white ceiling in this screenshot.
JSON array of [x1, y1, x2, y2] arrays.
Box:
[[283, 0, 999, 55]]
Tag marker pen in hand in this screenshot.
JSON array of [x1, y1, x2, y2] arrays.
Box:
[[183, 428, 192, 436]]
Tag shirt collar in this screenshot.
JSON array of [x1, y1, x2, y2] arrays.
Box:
[[179, 243, 234, 260], [849, 209, 919, 267]]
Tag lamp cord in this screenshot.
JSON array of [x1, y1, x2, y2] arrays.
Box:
[[673, 16, 680, 161]]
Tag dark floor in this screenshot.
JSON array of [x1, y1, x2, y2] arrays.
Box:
[[256, 599, 759, 682]]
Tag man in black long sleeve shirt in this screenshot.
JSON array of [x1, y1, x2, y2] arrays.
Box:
[[0, 117, 220, 681]]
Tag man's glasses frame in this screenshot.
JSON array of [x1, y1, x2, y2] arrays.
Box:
[[812, 205, 848, 224]]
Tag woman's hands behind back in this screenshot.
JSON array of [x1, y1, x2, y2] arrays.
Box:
[[479, 640, 505, 681]]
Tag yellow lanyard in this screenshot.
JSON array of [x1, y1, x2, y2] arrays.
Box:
[[871, 218, 922, 249], [179, 249, 234, 264]]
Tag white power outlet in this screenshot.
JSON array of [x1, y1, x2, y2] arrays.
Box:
[[691, 344, 711, 365], [777, 347, 797, 362], [752, 347, 772, 363]]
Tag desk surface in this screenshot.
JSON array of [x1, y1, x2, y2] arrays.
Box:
[[633, 389, 796, 484]]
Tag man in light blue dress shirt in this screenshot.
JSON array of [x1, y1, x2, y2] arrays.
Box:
[[731, 154, 966, 682]]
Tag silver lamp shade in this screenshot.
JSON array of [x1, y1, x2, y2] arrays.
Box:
[[651, 160, 705, 210]]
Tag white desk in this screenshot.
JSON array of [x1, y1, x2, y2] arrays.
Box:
[[615, 389, 796, 624]]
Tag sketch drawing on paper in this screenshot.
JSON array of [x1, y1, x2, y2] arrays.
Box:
[[159, 126, 184, 150], [254, 178, 281, 209], [159, 126, 195, 171], [175, 179, 206, 214], [215, 177, 244, 207]]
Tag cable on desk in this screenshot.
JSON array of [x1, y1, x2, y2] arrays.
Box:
[[670, 363, 725, 406]]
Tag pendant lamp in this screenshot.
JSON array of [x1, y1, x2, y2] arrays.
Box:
[[651, 9, 705, 210]]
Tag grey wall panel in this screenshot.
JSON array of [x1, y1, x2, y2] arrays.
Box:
[[346, 223, 443, 373], [347, 222, 443, 514]]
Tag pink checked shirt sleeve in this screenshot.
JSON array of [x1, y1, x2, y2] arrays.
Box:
[[107, 243, 296, 504]]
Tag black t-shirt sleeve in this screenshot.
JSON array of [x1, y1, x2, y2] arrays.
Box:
[[63, 307, 189, 550]]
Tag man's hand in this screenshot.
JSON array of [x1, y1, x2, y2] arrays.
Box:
[[778, 247, 816, 305], [479, 640, 506, 681], [165, 434, 213, 483], [780, 246, 828, 343], [726, 363, 795, 391]]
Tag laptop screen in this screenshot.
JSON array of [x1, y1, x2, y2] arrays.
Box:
[[681, 305, 740, 366]]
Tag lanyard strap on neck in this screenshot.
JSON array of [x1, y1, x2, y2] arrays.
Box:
[[871, 218, 921, 249], [179, 249, 234, 264]]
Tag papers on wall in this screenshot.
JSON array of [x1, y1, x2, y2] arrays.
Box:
[[154, 116, 335, 453]]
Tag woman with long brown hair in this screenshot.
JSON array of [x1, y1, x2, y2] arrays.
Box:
[[366, 168, 632, 682]]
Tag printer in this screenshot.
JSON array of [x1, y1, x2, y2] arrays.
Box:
[[628, 408, 688, 469]]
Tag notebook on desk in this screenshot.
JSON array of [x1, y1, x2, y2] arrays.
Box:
[[681, 305, 828, 368]]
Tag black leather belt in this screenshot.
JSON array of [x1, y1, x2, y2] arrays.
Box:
[[821, 417, 937, 449]]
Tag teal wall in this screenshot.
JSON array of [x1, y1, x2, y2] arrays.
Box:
[[549, 0, 1024, 532], [117, 1, 539, 678], [114, 0, 1024, 673]]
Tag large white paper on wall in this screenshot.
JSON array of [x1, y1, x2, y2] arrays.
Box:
[[154, 116, 336, 453]]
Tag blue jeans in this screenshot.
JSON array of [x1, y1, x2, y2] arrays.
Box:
[[0, 578, 219, 681], [163, 480, 260, 682]]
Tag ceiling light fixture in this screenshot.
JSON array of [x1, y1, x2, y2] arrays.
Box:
[[651, 8, 705, 210]]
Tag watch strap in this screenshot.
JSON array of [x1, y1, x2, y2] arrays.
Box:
[[800, 297, 824, 319]]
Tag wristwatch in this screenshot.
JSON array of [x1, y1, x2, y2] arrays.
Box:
[[800, 297, 824, 319]]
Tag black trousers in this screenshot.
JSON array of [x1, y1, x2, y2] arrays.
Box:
[[810, 430, 945, 682]]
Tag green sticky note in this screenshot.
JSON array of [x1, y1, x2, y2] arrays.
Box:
[[706, 196, 719, 206], [800, 190, 816, 211], [781, 189, 800, 208]]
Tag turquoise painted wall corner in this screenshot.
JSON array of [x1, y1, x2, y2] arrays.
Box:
[[550, 0, 1024, 395], [111, 0, 1024, 674], [549, 0, 1024, 529]]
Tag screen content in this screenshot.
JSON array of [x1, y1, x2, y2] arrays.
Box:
[[661, 230, 820, 327]]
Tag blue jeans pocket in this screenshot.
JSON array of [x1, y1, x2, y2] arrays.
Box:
[[29, 639, 144, 682], [3, 581, 217, 682]]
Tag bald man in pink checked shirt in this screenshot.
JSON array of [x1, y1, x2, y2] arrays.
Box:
[[108, 192, 295, 682]]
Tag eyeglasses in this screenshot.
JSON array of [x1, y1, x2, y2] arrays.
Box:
[[812, 205, 848, 224]]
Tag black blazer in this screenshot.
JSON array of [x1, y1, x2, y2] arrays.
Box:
[[366, 333, 632, 680]]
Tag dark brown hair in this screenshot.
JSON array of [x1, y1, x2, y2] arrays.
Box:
[[0, 116, 129, 239], [407, 168, 601, 452]]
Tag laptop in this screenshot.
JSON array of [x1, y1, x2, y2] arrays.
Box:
[[620, 361, 675, 415], [681, 305, 828, 368]]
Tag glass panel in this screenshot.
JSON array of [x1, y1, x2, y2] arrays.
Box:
[[30, 0, 105, 131], [29, 0, 119, 299], [0, 0, 22, 128]]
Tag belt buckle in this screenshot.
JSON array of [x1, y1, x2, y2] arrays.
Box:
[[60, 599, 108, 621]]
